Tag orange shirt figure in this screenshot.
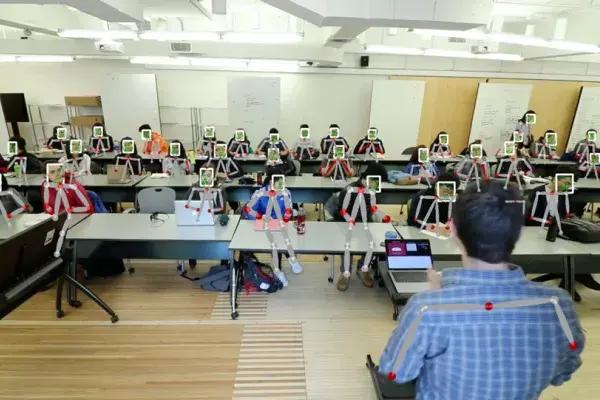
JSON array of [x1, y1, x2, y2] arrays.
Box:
[[144, 132, 168, 155]]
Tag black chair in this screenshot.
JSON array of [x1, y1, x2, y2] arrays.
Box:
[[402, 147, 416, 155]]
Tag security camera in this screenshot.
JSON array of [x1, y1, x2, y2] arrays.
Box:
[[307, 61, 314, 66], [21, 28, 32, 40]]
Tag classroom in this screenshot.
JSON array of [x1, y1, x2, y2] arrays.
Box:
[[1, 1, 600, 399]]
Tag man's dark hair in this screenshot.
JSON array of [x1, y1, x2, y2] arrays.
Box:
[[409, 144, 426, 163], [300, 124, 309, 129], [269, 128, 279, 134], [555, 165, 581, 182], [9, 136, 26, 151], [139, 124, 151, 132], [435, 171, 460, 185], [454, 181, 523, 264], [330, 124, 339, 129], [361, 162, 387, 181]]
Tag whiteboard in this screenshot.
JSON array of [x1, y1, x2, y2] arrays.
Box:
[[567, 86, 600, 150], [227, 77, 280, 144], [468, 83, 532, 155], [0, 104, 9, 155], [101, 74, 161, 144], [369, 80, 426, 155]]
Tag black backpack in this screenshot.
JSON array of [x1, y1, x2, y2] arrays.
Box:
[[560, 218, 600, 243]]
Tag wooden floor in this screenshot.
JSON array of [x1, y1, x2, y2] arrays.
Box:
[[0, 204, 599, 399]]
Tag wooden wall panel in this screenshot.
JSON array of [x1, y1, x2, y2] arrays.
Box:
[[488, 78, 581, 153], [391, 76, 485, 153]]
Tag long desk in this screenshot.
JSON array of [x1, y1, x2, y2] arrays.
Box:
[[0, 213, 88, 240], [65, 213, 240, 315], [75, 174, 147, 203], [135, 175, 198, 199]]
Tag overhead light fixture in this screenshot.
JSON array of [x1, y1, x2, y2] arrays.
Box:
[[130, 57, 190, 66], [0, 56, 16, 62], [190, 58, 248, 68], [486, 32, 548, 47], [139, 31, 220, 42], [365, 45, 424, 55], [222, 32, 303, 44], [248, 59, 301, 71], [413, 29, 487, 40], [424, 49, 475, 58], [475, 52, 523, 61], [17, 55, 74, 62], [548, 40, 600, 53], [58, 29, 139, 40]]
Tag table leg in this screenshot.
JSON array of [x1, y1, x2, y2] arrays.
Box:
[[568, 256, 576, 299], [67, 241, 79, 305], [230, 251, 239, 320]]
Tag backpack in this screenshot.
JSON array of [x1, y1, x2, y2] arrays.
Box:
[[82, 258, 125, 278], [194, 265, 232, 292], [560, 218, 600, 243], [242, 254, 281, 294]]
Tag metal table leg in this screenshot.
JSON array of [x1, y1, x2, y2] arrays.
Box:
[[230, 251, 239, 320], [67, 241, 79, 305]]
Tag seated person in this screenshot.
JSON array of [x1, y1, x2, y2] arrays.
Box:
[[320, 124, 350, 157], [531, 132, 557, 159], [428, 131, 450, 153], [162, 140, 191, 176], [0, 173, 31, 214], [379, 180, 584, 399], [113, 137, 143, 175], [242, 166, 302, 286], [460, 139, 487, 158], [407, 172, 460, 228], [227, 129, 253, 157], [7, 136, 44, 174], [354, 127, 385, 155], [324, 163, 389, 291], [403, 145, 440, 176], [89, 123, 115, 152], [59, 139, 92, 174], [41, 170, 93, 214], [141, 125, 169, 155], [198, 129, 227, 157], [293, 124, 320, 160], [517, 142, 531, 158], [320, 155, 355, 179], [46, 126, 71, 150], [255, 128, 290, 156]]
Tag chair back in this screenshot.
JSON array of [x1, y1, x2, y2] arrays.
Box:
[[136, 187, 176, 214], [402, 147, 416, 155]]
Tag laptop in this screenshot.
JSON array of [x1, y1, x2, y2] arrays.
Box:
[[174, 200, 214, 226], [107, 164, 131, 184], [385, 239, 432, 294]]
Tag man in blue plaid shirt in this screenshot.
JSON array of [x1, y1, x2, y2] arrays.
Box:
[[379, 181, 585, 400]]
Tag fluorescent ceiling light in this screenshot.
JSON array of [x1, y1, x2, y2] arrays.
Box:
[[130, 57, 190, 66], [17, 55, 74, 63], [58, 29, 139, 40], [248, 59, 300, 71], [413, 29, 487, 40], [190, 58, 248, 68], [548, 40, 600, 53], [365, 45, 424, 55], [424, 49, 476, 59], [222, 32, 303, 44], [475, 53, 523, 61], [486, 32, 548, 47], [139, 31, 220, 42], [0, 56, 16, 62]]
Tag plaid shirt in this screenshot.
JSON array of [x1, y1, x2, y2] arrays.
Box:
[[379, 267, 585, 400]]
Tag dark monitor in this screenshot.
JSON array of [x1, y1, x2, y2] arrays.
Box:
[[0, 93, 29, 123], [0, 212, 68, 318]]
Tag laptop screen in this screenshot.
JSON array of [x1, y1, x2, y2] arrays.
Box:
[[385, 239, 433, 270]]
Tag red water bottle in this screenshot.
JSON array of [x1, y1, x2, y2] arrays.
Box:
[[297, 207, 306, 235], [256, 172, 263, 186]]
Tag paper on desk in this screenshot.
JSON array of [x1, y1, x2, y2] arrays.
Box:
[[150, 173, 170, 179], [421, 226, 452, 240]]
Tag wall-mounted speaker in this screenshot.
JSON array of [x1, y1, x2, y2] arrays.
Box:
[[360, 56, 370, 68]]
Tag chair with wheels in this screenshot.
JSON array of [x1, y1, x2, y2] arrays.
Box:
[[123, 187, 177, 274]]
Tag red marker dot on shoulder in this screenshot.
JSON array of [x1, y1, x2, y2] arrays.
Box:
[[387, 372, 396, 381], [569, 342, 578, 350], [484, 302, 493, 311], [269, 190, 276, 197]]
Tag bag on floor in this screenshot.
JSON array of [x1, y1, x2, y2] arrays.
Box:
[[194, 265, 231, 292], [82, 258, 125, 279], [242, 255, 281, 294], [560, 217, 600, 243]]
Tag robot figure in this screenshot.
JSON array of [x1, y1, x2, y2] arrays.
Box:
[[63, 156, 90, 176], [384, 297, 578, 382], [583, 163, 599, 180], [454, 157, 489, 192], [243, 187, 302, 287], [145, 139, 162, 163], [228, 141, 249, 158], [293, 138, 317, 160], [494, 157, 535, 190], [506, 199, 527, 217], [0, 189, 30, 225], [162, 157, 191, 177], [529, 190, 570, 235], [413, 196, 453, 236], [90, 137, 109, 155], [6, 157, 29, 187], [430, 143, 450, 157], [42, 176, 92, 258], [339, 186, 391, 279], [183, 187, 225, 218], [408, 162, 437, 187], [358, 140, 385, 157], [574, 141, 595, 165], [321, 158, 354, 182], [115, 156, 143, 179], [204, 157, 240, 179]]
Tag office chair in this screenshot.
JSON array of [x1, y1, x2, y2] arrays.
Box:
[[124, 187, 176, 273]]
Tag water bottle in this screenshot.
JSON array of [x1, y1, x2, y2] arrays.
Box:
[[113, 143, 120, 153], [297, 207, 306, 235], [546, 217, 559, 242], [14, 163, 21, 179]]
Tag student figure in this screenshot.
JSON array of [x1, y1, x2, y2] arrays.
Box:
[[256, 128, 296, 175], [242, 166, 303, 286], [379, 180, 585, 398], [428, 131, 449, 153], [58, 139, 92, 174], [41, 170, 93, 214], [353, 127, 385, 155], [113, 137, 143, 175], [162, 140, 191, 176], [293, 124, 320, 160], [8, 137, 44, 174], [460, 139, 488, 157], [516, 142, 531, 158], [90, 123, 115, 152], [403, 145, 440, 176], [516, 110, 536, 148], [198, 129, 227, 156], [407, 172, 460, 228], [324, 163, 388, 291], [141, 125, 169, 155], [227, 129, 253, 157], [320, 124, 350, 157], [47, 126, 70, 150], [532, 134, 555, 159]]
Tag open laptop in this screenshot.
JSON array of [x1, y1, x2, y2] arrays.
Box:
[[107, 164, 131, 184], [385, 239, 432, 294], [174, 200, 214, 226]]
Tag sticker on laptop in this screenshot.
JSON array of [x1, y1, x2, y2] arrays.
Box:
[[367, 175, 381, 193], [555, 173, 574, 195], [268, 147, 280, 164], [141, 129, 151, 141], [92, 126, 104, 138], [122, 140, 135, 154], [368, 128, 378, 141], [56, 127, 68, 140], [169, 142, 181, 158], [235, 129, 245, 142], [300, 127, 310, 139], [70, 139, 83, 155], [204, 126, 215, 139], [333, 145, 345, 160], [44, 229, 56, 246], [436, 181, 457, 202], [418, 147, 429, 163], [199, 168, 214, 188]]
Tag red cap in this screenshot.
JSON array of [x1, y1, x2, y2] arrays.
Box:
[[370, 205, 378, 213], [387, 372, 396, 381], [569, 342, 578, 350], [196, 208, 201, 212], [256, 213, 263, 220], [382, 215, 391, 223], [528, 216, 534, 221], [429, 225, 435, 230], [269, 190, 276, 197], [22, 204, 29, 211], [66, 207, 73, 214], [114, 169, 118, 173], [6, 212, 12, 219], [243, 206, 250, 214], [358, 187, 365, 194], [208, 209, 212, 214], [484, 302, 493, 311], [340, 209, 347, 216], [283, 216, 290, 223], [348, 219, 355, 226]]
